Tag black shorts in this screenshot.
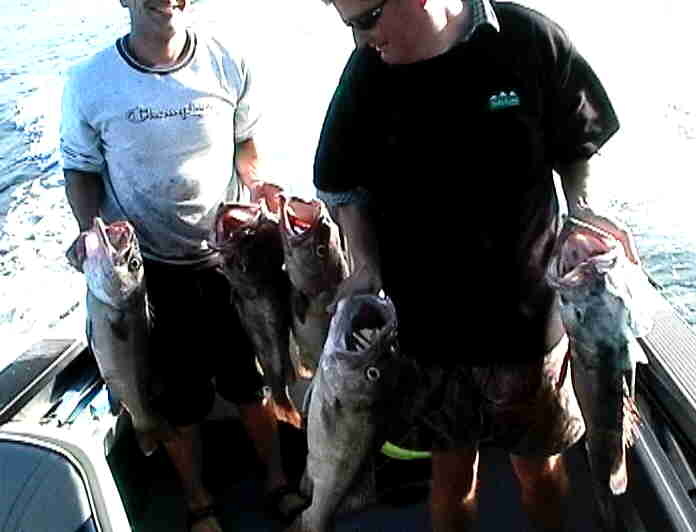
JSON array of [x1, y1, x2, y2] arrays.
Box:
[[144, 259, 265, 427]]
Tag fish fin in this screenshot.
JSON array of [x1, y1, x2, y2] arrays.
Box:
[[109, 310, 130, 342], [292, 290, 310, 325], [145, 295, 155, 328], [610, 453, 629, 495], [338, 458, 377, 514], [320, 398, 338, 438], [299, 470, 314, 501], [107, 387, 123, 416], [623, 392, 641, 448], [611, 379, 640, 495], [135, 430, 159, 457], [272, 393, 303, 429]]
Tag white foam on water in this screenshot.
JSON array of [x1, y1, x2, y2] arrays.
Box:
[[2, 0, 696, 373]]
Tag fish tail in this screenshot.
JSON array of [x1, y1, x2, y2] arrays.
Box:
[[609, 446, 628, 495]]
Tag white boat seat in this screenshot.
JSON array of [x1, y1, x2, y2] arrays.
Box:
[[0, 440, 95, 532]]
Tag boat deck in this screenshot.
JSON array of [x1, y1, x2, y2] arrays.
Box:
[[111, 416, 608, 532], [4, 318, 696, 531]]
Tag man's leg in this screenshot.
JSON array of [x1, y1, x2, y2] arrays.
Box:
[[509, 453, 569, 532], [238, 397, 307, 516], [163, 425, 223, 532], [237, 397, 287, 492], [430, 446, 480, 532]]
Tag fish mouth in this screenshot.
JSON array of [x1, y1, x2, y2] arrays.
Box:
[[330, 295, 398, 359], [280, 196, 320, 239], [555, 249, 621, 290], [549, 221, 620, 287], [323, 295, 400, 400], [345, 302, 393, 352], [92, 217, 111, 252], [212, 203, 262, 249], [91, 218, 135, 263]]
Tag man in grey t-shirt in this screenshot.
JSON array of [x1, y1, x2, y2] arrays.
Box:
[[61, 1, 306, 530]]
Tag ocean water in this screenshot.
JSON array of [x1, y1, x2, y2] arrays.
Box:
[[1, 0, 694, 369]]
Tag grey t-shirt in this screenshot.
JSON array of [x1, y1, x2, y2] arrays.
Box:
[[60, 29, 259, 263]]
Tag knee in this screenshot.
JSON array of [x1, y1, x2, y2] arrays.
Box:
[[511, 453, 566, 490], [431, 448, 479, 504]]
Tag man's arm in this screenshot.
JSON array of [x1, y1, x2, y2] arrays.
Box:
[[234, 137, 283, 210], [235, 137, 260, 189], [557, 158, 639, 264], [64, 169, 103, 270], [65, 169, 103, 230], [327, 201, 382, 313]]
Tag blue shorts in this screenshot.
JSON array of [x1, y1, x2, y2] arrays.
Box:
[[144, 259, 265, 427]]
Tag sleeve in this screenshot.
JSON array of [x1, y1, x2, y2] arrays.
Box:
[[234, 56, 261, 143], [59, 66, 106, 174], [540, 18, 619, 164], [313, 49, 373, 207]]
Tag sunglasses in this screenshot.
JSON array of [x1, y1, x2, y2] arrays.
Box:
[[344, 0, 390, 32]]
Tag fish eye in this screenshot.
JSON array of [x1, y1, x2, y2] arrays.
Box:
[[316, 244, 327, 258], [128, 257, 142, 272], [365, 366, 381, 382]]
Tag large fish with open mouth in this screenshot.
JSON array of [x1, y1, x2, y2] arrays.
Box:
[[279, 196, 349, 378], [547, 217, 651, 531], [290, 294, 416, 532], [79, 217, 176, 456], [213, 201, 302, 428]]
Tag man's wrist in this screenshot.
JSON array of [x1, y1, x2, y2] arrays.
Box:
[[76, 214, 98, 232]]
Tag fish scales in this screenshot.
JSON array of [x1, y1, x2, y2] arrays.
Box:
[[81, 218, 175, 456], [279, 196, 349, 378], [291, 295, 413, 532], [214, 201, 302, 428], [548, 219, 649, 531]]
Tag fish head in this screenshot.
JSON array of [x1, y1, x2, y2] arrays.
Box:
[[548, 224, 633, 360], [82, 218, 144, 306], [211, 202, 263, 254], [280, 196, 344, 294], [320, 295, 402, 410], [212, 201, 284, 278]]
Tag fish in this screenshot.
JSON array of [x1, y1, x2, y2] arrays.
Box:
[[213, 201, 302, 429], [80, 217, 176, 456], [547, 217, 650, 531], [278, 195, 349, 378], [290, 294, 415, 532]]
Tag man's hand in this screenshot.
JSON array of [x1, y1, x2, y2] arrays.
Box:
[[235, 137, 284, 212], [327, 262, 383, 315], [558, 159, 641, 265], [567, 206, 641, 265], [66, 232, 88, 272], [248, 180, 283, 215]]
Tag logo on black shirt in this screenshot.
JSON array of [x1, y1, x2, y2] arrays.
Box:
[[488, 90, 520, 111]]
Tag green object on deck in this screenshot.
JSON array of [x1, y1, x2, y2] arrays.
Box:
[[380, 441, 431, 460]]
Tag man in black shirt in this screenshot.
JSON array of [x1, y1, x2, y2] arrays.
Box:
[[314, 0, 637, 530]]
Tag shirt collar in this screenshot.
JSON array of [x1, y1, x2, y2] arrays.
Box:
[[463, 0, 500, 41], [117, 29, 196, 75]]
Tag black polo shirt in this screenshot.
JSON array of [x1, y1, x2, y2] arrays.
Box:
[[314, 3, 619, 366]]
